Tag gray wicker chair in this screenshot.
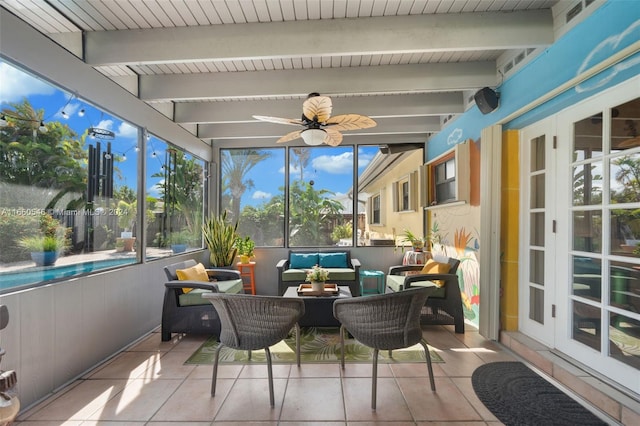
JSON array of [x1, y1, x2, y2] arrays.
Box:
[[333, 287, 437, 409], [202, 292, 305, 407]]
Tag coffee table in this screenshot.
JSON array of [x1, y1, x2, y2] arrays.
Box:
[[283, 285, 352, 327]]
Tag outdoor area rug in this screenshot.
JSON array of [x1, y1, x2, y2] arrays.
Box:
[[185, 327, 444, 365], [472, 361, 607, 426]]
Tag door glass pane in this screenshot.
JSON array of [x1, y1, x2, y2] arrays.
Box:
[[529, 249, 544, 285], [530, 135, 545, 172], [609, 260, 640, 311], [530, 212, 545, 246], [573, 116, 603, 161], [572, 256, 601, 302], [611, 208, 640, 256], [572, 161, 603, 206], [610, 153, 640, 204], [530, 174, 545, 208], [573, 210, 602, 253], [572, 300, 601, 351], [529, 287, 544, 324], [610, 98, 640, 153], [609, 313, 640, 369]]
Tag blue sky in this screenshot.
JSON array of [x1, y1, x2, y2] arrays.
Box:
[[1, 60, 379, 208]]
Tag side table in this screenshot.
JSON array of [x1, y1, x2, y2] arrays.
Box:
[[236, 261, 256, 294], [359, 270, 385, 295], [402, 250, 428, 265]]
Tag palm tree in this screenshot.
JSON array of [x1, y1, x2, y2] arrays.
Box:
[[221, 149, 271, 223]]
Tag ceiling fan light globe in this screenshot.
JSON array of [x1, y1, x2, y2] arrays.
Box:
[[301, 128, 326, 146]]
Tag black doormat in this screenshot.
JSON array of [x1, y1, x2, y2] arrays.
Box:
[[471, 361, 608, 426]]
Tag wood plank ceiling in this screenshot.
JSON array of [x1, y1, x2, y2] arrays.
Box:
[[0, 0, 557, 148]]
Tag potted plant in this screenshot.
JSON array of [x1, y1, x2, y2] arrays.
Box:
[[397, 229, 427, 252], [235, 235, 255, 264], [168, 230, 191, 253], [202, 211, 239, 267], [306, 264, 329, 293], [18, 234, 67, 266]]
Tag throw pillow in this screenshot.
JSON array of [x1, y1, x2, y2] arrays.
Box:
[[176, 262, 209, 293], [319, 252, 347, 268], [290, 253, 319, 269], [420, 259, 451, 287]]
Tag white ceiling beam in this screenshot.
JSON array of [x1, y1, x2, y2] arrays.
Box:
[[212, 133, 429, 148], [198, 117, 441, 139], [175, 93, 465, 123], [85, 10, 553, 65], [140, 62, 496, 101]]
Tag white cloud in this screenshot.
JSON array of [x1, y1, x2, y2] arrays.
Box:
[[117, 122, 138, 139], [0, 62, 55, 103], [313, 152, 353, 174], [148, 180, 163, 198], [447, 128, 463, 146], [252, 190, 271, 200]]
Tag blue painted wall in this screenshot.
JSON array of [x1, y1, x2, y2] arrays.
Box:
[[428, 0, 640, 160]]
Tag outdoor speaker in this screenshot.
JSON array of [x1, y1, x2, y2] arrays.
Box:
[[474, 87, 500, 114]]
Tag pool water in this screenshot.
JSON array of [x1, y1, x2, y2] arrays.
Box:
[[0, 257, 138, 291]]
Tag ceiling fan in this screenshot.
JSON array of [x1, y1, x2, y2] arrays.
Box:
[[253, 93, 376, 146]]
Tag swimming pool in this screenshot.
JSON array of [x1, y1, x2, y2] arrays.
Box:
[[0, 257, 138, 292]]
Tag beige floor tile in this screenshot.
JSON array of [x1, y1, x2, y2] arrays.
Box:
[[88, 351, 163, 380], [188, 363, 243, 379], [23, 379, 128, 421], [142, 349, 197, 379], [238, 363, 292, 378], [288, 362, 342, 378], [151, 378, 232, 421], [86, 378, 182, 421], [213, 377, 286, 421], [127, 331, 176, 353], [399, 377, 483, 422], [450, 376, 499, 422], [338, 362, 393, 378], [343, 377, 413, 422], [280, 378, 345, 422]]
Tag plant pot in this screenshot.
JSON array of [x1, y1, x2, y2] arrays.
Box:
[[116, 237, 136, 252], [31, 251, 59, 266], [239, 254, 250, 264], [310, 281, 325, 293], [171, 244, 187, 253]]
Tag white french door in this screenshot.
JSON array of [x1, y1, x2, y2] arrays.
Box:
[[519, 118, 557, 346], [520, 76, 640, 394]]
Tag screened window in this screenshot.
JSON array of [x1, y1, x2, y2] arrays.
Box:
[[433, 154, 456, 204], [219, 148, 285, 246]]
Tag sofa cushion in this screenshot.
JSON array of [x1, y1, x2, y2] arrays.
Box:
[[386, 274, 438, 292], [319, 252, 347, 268], [282, 268, 356, 282], [290, 252, 319, 269], [176, 262, 209, 293], [178, 279, 244, 306]]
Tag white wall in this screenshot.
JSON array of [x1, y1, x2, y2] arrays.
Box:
[[1, 254, 202, 410]]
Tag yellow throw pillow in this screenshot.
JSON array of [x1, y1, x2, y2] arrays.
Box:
[[420, 259, 451, 287], [175, 263, 209, 293]]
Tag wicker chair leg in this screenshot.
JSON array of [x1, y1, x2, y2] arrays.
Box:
[[339, 325, 346, 369], [294, 323, 301, 367], [372, 348, 379, 409], [265, 347, 275, 407], [420, 340, 436, 391], [211, 344, 223, 396], [248, 350, 252, 361]]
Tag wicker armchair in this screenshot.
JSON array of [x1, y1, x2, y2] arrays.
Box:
[[387, 256, 465, 333], [333, 287, 437, 409], [202, 293, 305, 407]]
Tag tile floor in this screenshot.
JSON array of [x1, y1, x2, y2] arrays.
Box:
[[15, 324, 613, 425]]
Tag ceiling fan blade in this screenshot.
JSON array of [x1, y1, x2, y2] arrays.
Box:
[[325, 114, 377, 131], [253, 115, 304, 126], [277, 130, 303, 143], [302, 96, 332, 123], [324, 128, 343, 146]]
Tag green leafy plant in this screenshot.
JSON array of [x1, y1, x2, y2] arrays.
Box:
[[19, 235, 65, 252], [168, 230, 192, 245], [235, 235, 255, 257], [306, 265, 329, 282], [202, 211, 239, 267]]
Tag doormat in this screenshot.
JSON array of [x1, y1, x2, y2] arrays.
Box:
[[185, 327, 444, 364], [472, 361, 607, 426]]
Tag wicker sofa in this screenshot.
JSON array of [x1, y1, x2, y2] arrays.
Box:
[[276, 249, 361, 296]]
